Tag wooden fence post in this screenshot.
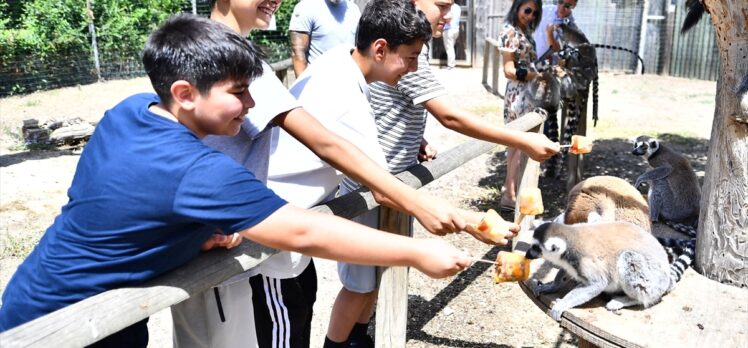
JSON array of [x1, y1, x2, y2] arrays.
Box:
[[513, 118, 543, 248], [375, 207, 411, 348]]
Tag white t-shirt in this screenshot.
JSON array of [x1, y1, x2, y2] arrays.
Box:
[[264, 45, 387, 278]]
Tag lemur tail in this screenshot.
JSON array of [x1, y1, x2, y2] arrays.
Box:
[[592, 44, 645, 74], [663, 220, 698, 239], [656, 237, 695, 288], [681, 0, 705, 34], [592, 67, 599, 126]]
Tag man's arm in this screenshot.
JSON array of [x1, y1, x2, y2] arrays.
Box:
[[239, 204, 472, 278], [546, 24, 561, 52], [276, 107, 468, 235], [423, 95, 560, 161], [290, 31, 311, 77]]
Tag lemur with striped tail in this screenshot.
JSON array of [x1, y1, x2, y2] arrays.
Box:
[[632, 136, 701, 238], [538, 176, 694, 305], [527, 222, 694, 321]]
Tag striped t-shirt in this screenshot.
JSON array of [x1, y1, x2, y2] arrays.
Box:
[[341, 47, 447, 193]]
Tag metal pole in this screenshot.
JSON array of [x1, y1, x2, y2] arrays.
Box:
[[636, 0, 650, 74], [191, 0, 197, 14], [86, 0, 102, 82]]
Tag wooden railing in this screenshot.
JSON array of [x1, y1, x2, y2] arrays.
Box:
[[481, 37, 504, 98], [0, 103, 546, 348]]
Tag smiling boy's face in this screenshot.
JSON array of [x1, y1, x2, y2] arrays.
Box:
[[414, 0, 454, 38], [190, 79, 255, 138], [379, 41, 424, 86]]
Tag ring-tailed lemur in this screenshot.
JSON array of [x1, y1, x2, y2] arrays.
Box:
[[526, 222, 694, 321], [563, 175, 651, 232], [632, 136, 701, 238], [533, 21, 599, 178], [541, 175, 693, 297]]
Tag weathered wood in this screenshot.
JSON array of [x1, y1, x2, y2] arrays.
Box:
[[0, 112, 547, 347], [696, 0, 748, 287], [566, 89, 589, 192], [520, 265, 748, 348], [375, 207, 411, 348]]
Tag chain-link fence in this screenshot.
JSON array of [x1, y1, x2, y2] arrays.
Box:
[[1, 0, 297, 97], [476, 0, 718, 79]]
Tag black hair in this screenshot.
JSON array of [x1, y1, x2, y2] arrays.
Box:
[[355, 0, 432, 52], [505, 0, 543, 33], [142, 14, 264, 106], [209, 0, 218, 9]]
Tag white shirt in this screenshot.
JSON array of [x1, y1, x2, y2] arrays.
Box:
[[263, 45, 387, 278]]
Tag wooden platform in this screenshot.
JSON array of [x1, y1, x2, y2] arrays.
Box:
[[519, 260, 748, 348]]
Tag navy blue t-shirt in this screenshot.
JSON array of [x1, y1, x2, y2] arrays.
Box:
[[0, 93, 287, 331]]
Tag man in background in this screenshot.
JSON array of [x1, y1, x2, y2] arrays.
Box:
[[289, 0, 361, 76], [534, 0, 579, 62], [442, 2, 461, 69]]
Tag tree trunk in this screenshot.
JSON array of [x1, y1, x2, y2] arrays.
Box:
[[696, 0, 748, 287]]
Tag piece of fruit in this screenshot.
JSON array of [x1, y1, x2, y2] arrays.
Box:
[[493, 251, 531, 283], [476, 209, 512, 243], [570, 135, 593, 154], [519, 187, 544, 216]]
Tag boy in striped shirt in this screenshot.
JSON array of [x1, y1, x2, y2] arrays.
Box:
[[328, 0, 561, 346]]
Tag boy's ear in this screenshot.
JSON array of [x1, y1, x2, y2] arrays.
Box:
[[170, 80, 198, 111], [372, 38, 389, 63]]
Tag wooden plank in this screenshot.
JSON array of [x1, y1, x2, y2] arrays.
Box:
[[375, 206, 411, 348], [566, 90, 589, 192], [519, 259, 748, 348]]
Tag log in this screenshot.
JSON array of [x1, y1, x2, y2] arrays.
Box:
[[696, 0, 748, 287]]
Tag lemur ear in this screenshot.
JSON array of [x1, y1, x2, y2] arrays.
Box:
[[649, 139, 659, 148]]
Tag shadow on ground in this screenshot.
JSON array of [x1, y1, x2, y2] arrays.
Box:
[[0, 148, 79, 167], [391, 134, 708, 346]]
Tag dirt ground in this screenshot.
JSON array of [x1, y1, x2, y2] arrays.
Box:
[[0, 67, 715, 347]]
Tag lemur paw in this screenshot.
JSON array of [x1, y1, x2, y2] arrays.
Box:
[[533, 281, 559, 296], [549, 306, 564, 321], [605, 299, 625, 311]]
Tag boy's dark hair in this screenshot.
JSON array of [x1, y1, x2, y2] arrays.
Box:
[[505, 0, 543, 32], [355, 0, 432, 52], [142, 14, 264, 105]]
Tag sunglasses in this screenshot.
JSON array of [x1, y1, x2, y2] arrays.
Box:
[[558, 1, 575, 10], [522, 7, 540, 17]]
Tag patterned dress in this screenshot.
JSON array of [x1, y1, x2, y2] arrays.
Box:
[[499, 23, 538, 123]]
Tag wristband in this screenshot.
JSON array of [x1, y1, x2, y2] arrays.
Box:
[[516, 67, 528, 81]]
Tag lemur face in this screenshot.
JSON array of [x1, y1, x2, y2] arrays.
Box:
[[632, 136, 659, 158]]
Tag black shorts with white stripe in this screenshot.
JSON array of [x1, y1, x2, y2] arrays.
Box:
[[250, 259, 318, 348]]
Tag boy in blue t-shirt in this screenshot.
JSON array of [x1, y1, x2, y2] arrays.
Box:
[[0, 14, 472, 347]]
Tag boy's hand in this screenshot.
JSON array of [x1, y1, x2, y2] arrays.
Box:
[[418, 139, 438, 162], [201, 232, 243, 251], [516, 132, 561, 162], [412, 196, 467, 235], [413, 239, 472, 278]]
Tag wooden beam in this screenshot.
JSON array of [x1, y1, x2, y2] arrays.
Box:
[[375, 207, 411, 348]]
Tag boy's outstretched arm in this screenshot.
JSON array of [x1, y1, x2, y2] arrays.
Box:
[[276, 108, 467, 235], [240, 204, 472, 278], [423, 96, 560, 162]]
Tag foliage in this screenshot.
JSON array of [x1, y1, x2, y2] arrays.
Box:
[[249, 0, 299, 62], [0, 0, 298, 97]]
